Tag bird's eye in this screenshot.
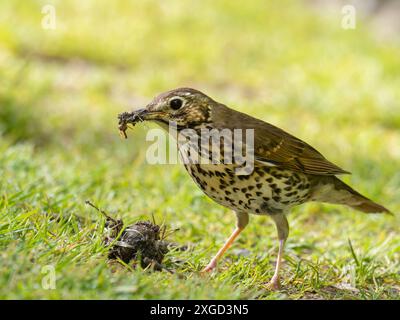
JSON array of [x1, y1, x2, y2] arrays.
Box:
[[170, 98, 183, 110]]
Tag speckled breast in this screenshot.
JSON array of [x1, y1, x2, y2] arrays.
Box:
[[182, 158, 312, 215]]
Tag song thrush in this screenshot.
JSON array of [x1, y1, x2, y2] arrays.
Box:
[[118, 87, 391, 289]]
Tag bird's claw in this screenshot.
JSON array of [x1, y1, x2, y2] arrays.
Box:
[[201, 260, 217, 273], [265, 276, 281, 291]]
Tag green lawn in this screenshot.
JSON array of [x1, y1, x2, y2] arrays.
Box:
[[0, 0, 399, 299]]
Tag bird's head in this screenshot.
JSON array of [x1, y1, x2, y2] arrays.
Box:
[[119, 88, 214, 133]]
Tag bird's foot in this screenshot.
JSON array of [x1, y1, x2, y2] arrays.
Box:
[[201, 259, 217, 273], [265, 276, 281, 291]]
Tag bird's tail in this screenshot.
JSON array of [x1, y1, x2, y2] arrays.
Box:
[[313, 177, 392, 215], [349, 196, 391, 214]]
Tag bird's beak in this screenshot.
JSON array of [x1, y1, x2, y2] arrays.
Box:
[[118, 108, 146, 138], [126, 108, 148, 122], [118, 107, 169, 138], [119, 108, 167, 124], [118, 108, 148, 127]]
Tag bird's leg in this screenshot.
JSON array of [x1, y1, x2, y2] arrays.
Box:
[[202, 212, 249, 272], [267, 214, 289, 290]]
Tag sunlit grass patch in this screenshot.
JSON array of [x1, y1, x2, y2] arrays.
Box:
[[0, 0, 399, 299]]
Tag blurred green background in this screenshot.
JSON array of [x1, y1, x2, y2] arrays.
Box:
[[0, 0, 399, 299]]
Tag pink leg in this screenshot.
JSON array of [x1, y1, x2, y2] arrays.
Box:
[[267, 239, 285, 290], [202, 212, 249, 272], [202, 227, 244, 272], [266, 214, 289, 290]]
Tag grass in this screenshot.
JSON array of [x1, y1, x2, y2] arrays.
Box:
[[0, 0, 399, 299]]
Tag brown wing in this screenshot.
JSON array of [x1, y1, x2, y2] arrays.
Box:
[[212, 103, 350, 176]]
